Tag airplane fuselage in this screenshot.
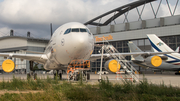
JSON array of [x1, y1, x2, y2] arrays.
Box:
[[43, 22, 94, 70], [156, 53, 180, 71]]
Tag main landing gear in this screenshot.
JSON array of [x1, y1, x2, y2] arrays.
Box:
[[27, 61, 38, 80], [53, 70, 62, 80]]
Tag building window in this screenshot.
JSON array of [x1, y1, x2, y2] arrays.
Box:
[[169, 44, 176, 51], [169, 36, 176, 43], [123, 41, 128, 47], [117, 41, 122, 47], [138, 39, 144, 46]]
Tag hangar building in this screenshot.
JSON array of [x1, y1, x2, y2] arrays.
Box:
[[0, 33, 48, 73], [89, 15, 180, 73], [85, 0, 180, 73]]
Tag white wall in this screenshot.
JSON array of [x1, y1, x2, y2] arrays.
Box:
[[0, 38, 27, 49], [94, 24, 180, 42], [27, 41, 48, 47], [90, 15, 180, 35]]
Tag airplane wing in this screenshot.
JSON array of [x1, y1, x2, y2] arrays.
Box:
[[90, 51, 174, 61], [0, 53, 48, 64]]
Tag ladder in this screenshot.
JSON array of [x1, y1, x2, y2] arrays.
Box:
[[102, 45, 139, 82]]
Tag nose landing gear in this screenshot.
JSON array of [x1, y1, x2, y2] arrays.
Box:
[[53, 70, 62, 80]]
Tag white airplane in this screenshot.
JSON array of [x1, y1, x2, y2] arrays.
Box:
[[0, 22, 175, 79], [128, 34, 180, 75], [1, 22, 94, 79]]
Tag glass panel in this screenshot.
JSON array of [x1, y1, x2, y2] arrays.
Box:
[[138, 39, 144, 46], [111, 42, 116, 47], [97, 59, 101, 61], [102, 62, 105, 67], [97, 62, 100, 67], [125, 56, 131, 60], [132, 40, 138, 45], [177, 43, 180, 47], [86, 29, 91, 35], [117, 41, 122, 47], [72, 28, 79, 32], [91, 68, 96, 72], [160, 37, 168, 44], [95, 50, 99, 54], [145, 39, 150, 45], [80, 28, 87, 32], [169, 44, 176, 51], [97, 68, 100, 72], [92, 62, 96, 67], [123, 41, 128, 47], [177, 36, 180, 42], [123, 48, 129, 52], [64, 28, 71, 34], [117, 48, 122, 52], [169, 36, 176, 43], [102, 68, 106, 71]]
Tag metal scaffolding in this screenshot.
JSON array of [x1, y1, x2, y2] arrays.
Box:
[[85, 0, 180, 26]]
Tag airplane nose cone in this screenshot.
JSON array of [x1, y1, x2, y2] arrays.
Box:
[[73, 34, 89, 53], [68, 33, 93, 59], [77, 37, 88, 49], [79, 38, 85, 44]]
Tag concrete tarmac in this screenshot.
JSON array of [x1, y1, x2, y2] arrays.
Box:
[[0, 73, 180, 87]]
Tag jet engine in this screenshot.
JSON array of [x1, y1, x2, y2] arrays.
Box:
[[144, 56, 162, 67], [105, 59, 120, 73], [2, 59, 15, 73]]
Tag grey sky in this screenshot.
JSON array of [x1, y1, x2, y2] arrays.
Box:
[[0, 0, 179, 39]]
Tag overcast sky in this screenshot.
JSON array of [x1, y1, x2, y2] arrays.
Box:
[[0, 0, 179, 39]]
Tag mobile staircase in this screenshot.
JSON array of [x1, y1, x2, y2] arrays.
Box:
[[96, 38, 139, 83], [102, 44, 139, 82]]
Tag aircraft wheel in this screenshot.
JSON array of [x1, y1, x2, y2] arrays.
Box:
[[87, 73, 90, 80], [54, 73, 57, 80], [59, 73, 62, 80]]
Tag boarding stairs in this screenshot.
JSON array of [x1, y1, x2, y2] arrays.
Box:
[[102, 45, 139, 82]]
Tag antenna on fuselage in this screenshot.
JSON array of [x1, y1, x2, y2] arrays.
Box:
[[50, 23, 53, 37]]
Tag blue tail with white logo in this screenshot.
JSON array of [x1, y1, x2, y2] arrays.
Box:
[[147, 34, 174, 52]]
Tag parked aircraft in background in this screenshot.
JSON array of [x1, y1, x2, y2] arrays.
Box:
[[128, 34, 180, 75]]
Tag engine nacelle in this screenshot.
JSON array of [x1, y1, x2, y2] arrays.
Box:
[[144, 56, 162, 67], [105, 59, 120, 73], [2, 59, 15, 73]]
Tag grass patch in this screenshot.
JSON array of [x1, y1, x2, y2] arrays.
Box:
[[0, 76, 180, 100]]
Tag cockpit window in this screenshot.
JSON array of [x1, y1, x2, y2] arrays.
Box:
[[64, 28, 91, 35], [72, 28, 79, 32], [80, 28, 87, 32], [64, 28, 71, 34], [86, 29, 91, 35]]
